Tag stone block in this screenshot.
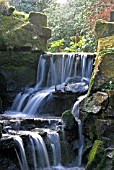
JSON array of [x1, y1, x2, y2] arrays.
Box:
[[95, 20, 114, 39], [29, 12, 47, 27]]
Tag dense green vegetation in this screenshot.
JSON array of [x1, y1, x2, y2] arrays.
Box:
[[6, 0, 113, 52]]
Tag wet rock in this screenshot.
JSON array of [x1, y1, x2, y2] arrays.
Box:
[[81, 92, 108, 114], [0, 97, 3, 114], [56, 82, 88, 94], [0, 135, 15, 149]]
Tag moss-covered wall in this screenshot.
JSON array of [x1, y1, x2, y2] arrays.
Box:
[[0, 51, 40, 91], [95, 20, 114, 39], [81, 15, 114, 170], [0, 6, 51, 109]]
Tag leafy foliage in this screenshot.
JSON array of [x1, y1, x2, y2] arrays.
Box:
[[9, 0, 114, 52], [48, 39, 64, 52], [10, 0, 54, 13]]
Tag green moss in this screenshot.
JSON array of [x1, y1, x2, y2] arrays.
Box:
[[0, 51, 38, 67], [87, 53, 102, 96], [88, 140, 102, 163], [85, 140, 106, 170], [0, 15, 24, 48], [62, 110, 76, 130], [87, 72, 95, 96], [0, 15, 42, 49], [12, 10, 29, 21]]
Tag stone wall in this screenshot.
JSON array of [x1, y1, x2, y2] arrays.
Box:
[[81, 11, 114, 170]]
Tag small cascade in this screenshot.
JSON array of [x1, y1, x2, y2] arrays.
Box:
[[48, 132, 61, 166], [72, 95, 87, 167], [14, 136, 29, 170], [14, 133, 50, 170], [29, 133, 50, 169], [36, 53, 94, 89]]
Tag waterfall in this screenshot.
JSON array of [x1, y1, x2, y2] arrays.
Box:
[[35, 53, 94, 89], [3, 52, 95, 169], [7, 53, 94, 116]]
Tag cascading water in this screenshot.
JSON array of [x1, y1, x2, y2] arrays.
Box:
[[72, 95, 87, 167], [48, 132, 61, 166], [6, 53, 94, 117], [14, 136, 29, 170], [3, 52, 95, 170], [29, 133, 50, 169], [14, 133, 50, 170]]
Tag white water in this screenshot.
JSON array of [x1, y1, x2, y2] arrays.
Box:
[[5, 53, 95, 169], [14, 136, 29, 170], [48, 132, 61, 166], [72, 94, 87, 167], [8, 53, 94, 116], [29, 133, 50, 169]]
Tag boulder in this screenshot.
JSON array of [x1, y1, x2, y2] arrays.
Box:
[[81, 92, 108, 115], [62, 110, 78, 142]]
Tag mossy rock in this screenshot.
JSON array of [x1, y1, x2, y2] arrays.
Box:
[[85, 140, 106, 170], [62, 110, 79, 142], [92, 53, 114, 91], [0, 11, 51, 51], [97, 35, 114, 53], [0, 15, 42, 50], [0, 51, 40, 96], [95, 20, 114, 39], [62, 110, 76, 130]]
